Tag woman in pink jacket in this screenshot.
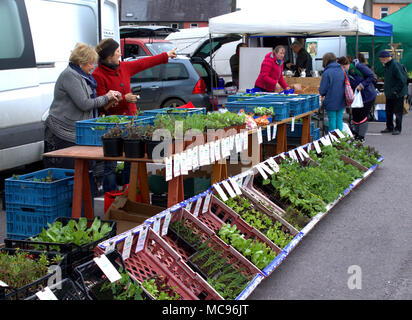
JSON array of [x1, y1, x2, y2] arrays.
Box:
[[254, 45, 291, 92]]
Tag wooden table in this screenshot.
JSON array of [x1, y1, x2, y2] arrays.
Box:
[[42, 146, 183, 219]]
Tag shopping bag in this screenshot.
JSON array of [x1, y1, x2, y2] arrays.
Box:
[[342, 66, 354, 107], [351, 90, 364, 109]]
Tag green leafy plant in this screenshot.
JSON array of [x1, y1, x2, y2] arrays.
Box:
[[141, 275, 180, 300], [169, 219, 203, 248], [100, 268, 144, 300]]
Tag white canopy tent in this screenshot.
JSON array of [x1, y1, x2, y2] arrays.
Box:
[[208, 0, 375, 37]]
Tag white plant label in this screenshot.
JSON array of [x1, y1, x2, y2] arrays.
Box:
[[161, 210, 172, 236], [186, 149, 193, 172], [193, 197, 202, 217], [135, 226, 148, 253], [222, 180, 237, 198], [320, 135, 331, 146], [122, 231, 134, 260], [267, 158, 280, 173], [204, 143, 210, 165], [243, 131, 248, 151], [173, 153, 181, 177], [153, 217, 161, 234], [93, 254, 122, 283], [335, 128, 345, 139], [257, 127, 263, 145], [329, 132, 340, 143], [272, 124, 277, 139], [267, 125, 272, 141], [0, 280, 8, 288], [243, 172, 253, 187], [256, 163, 268, 180], [192, 146, 199, 169], [260, 162, 274, 175], [291, 117, 295, 132], [105, 241, 116, 254], [165, 156, 173, 181], [214, 140, 221, 161], [229, 135, 235, 151], [235, 134, 242, 153], [180, 152, 188, 175], [209, 141, 215, 163], [185, 201, 193, 212], [35, 286, 58, 300], [280, 152, 286, 159], [313, 140, 322, 153], [202, 192, 212, 213], [307, 143, 312, 153], [289, 149, 298, 161], [298, 146, 310, 159], [229, 177, 242, 195], [214, 183, 228, 202]]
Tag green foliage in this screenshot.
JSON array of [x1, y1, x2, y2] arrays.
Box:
[[141, 275, 180, 300], [95, 115, 130, 123], [169, 219, 203, 248], [100, 268, 144, 300], [253, 106, 274, 116]]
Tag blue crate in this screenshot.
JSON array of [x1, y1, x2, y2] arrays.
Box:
[[253, 95, 305, 117], [226, 93, 264, 102], [75, 115, 154, 146], [287, 122, 315, 137], [5, 168, 76, 207], [6, 202, 72, 240], [225, 101, 290, 121], [141, 107, 206, 118], [312, 127, 320, 140], [377, 110, 387, 122]]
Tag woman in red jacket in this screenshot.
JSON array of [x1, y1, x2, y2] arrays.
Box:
[[93, 38, 177, 193], [254, 45, 291, 92]]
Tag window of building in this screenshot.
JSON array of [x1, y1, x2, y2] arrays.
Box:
[[380, 7, 389, 19], [171, 23, 179, 29], [190, 23, 198, 28]]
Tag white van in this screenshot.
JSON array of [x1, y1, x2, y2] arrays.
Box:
[[0, 0, 119, 172]]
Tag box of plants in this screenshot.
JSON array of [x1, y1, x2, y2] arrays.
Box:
[[0, 247, 67, 300], [99, 226, 222, 300], [184, 192, 295, 276], [159, 207, 264, 300], [71, 249, 151, 300], [4, 217, 116, 275]]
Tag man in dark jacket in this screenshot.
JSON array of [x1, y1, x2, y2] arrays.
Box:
[[286, 41, 313, 77], [379, 50, 408, 135]]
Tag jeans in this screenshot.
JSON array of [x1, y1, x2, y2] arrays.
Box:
[[327, 108, 345, 132], [103, 161, 131, 193]]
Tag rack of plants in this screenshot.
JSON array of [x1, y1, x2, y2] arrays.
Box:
[[4, 217, 116, 275], [98, 227, 224, 300], [0, 247, 68, 300]]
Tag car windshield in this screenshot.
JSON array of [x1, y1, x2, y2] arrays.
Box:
[[146, 42, 175, 55]]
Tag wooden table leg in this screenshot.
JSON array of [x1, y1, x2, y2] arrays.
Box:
[[211, 162, 228, 185], [138, 162, 150, 204], [128, 162, 138, 202], [72, 159, 93, 219], [276, 123, 287, 154], [167, 175, 184, 208], [301, 115, 311, 145]]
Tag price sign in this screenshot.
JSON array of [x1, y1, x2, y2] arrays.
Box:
[[93, 254, 122, 283]]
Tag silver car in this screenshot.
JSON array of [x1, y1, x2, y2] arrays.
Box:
[[130, 56, 212, 111]]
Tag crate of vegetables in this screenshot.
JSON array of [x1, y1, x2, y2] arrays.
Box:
[[0, 247, 67, 300], [75, 115, 154, 146], [225, 101, 290, 121], [142, 207, 265, 300], [96, 225, 223, 300], [4, 217, 116, 275]]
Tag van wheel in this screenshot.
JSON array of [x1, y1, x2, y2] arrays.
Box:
[[162, 98, 185, 108]]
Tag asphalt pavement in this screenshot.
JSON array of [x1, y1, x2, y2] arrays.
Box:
[[1, 113, 411, 300]]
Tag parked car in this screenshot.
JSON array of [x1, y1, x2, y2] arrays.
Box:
[[129, 56, 212, 110]]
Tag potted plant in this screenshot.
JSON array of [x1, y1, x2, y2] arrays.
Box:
[[101, 125, 124, 157], [123, 121, 145, 158]]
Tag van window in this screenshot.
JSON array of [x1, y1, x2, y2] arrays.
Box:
[[131, 64, 162, 83], [124, 44, 147, 58], [0, 0, 35, 70], [163, 63, 189, 81]]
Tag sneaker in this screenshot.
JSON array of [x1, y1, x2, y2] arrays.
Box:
[[381, 128, 393, 133], [392, 130, 400, 135], [357, 137, 365, 143]]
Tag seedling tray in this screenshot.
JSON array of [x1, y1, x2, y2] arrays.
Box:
[[225, 101, 290, 121], [4, 217, 117, 275], [0, 248, 68, 300], [141, 107, 206, 118], [24, 278, 87, 300]]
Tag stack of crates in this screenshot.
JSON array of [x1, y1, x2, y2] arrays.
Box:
[[4, 168, 77, 239]]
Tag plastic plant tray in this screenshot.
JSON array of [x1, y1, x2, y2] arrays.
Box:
[[225, 101, 290, 121], [141, 107, 206, 118], [24, 278, 87, 300]]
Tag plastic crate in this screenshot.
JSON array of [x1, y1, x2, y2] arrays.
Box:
[[4, 217, 117, 275], [287, 122, 315, 138], [5, 168, 75, 207], [253, 95, 304, 117], [143, 207, 264, 300], [225, 101, 290, 121], [99, 226, 223, 300], [141, 107, 206, 118], [25, 278, 87, 300], [75, 115, 154, 146], [6, 202, 72, 240], [0, 248, 68, 300], [312, 127, 320, 140], [377, 109, 387, 122]]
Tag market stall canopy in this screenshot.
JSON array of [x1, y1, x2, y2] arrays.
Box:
[[208, 0, 375, 37], [327, 0, 392, 37]]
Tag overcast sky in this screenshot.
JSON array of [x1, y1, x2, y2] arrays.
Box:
[[237, 0, 365, 12]]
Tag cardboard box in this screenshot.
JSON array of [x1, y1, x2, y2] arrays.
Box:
[[104, 196, 164, 235], [285, 77, 321, 88], [375, 93, 386, 104]]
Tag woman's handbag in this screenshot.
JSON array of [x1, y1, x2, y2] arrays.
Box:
[[342, 66, 354, 106]]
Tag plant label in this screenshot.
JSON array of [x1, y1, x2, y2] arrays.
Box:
[[209, 141, 215, 163], [320, 135, 331, 146], [335, 129, 345, 139], [225, 137, 231, 157], [214, 140, 221, 161], [266, 158, 279, 173], [289, 149, 298, 161], [0, 280, 8, 288], [298, 146, 310, 159], [260, 162, 274, 176], [35, 286, 58, 300], [291, 117, 295, 132], [204, 143, 210, 165], [329, 132, 340, 143], [161, 210, 172, 236], [242, 172, 253, 187], [93, 254, 122, 283], [193, 197, 202, 217], [222, 180, 237, 198], [235, 134, 242, 153], [243, 131, 248, 151], [313, 140, 322, 153], [192, 146, 199, 169], [214, 183, 228, 202], [257, 127, 263, 145], [202, 192, 212, 213], [153, 217, 161, 234], [267, 125, 272, 141], [229, 135, 235, 151], [307, 143, 312, 153], [186, 149, 193, 172], [173, 153, 181, 178], [105, 241, 116, 255], [229, 177, 242, 196], [256, 163, 268, 180], [135, 226, 148, 253], [280, 152, 286, 159], [122, 231, 134, 260], [185, 201, 193, 211], [272, 124, 277, 139], [165, 156, 173, 181], [180, 152, 188, 175]]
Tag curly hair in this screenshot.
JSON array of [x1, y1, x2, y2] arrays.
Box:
[[69, 42, 98, 65]]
